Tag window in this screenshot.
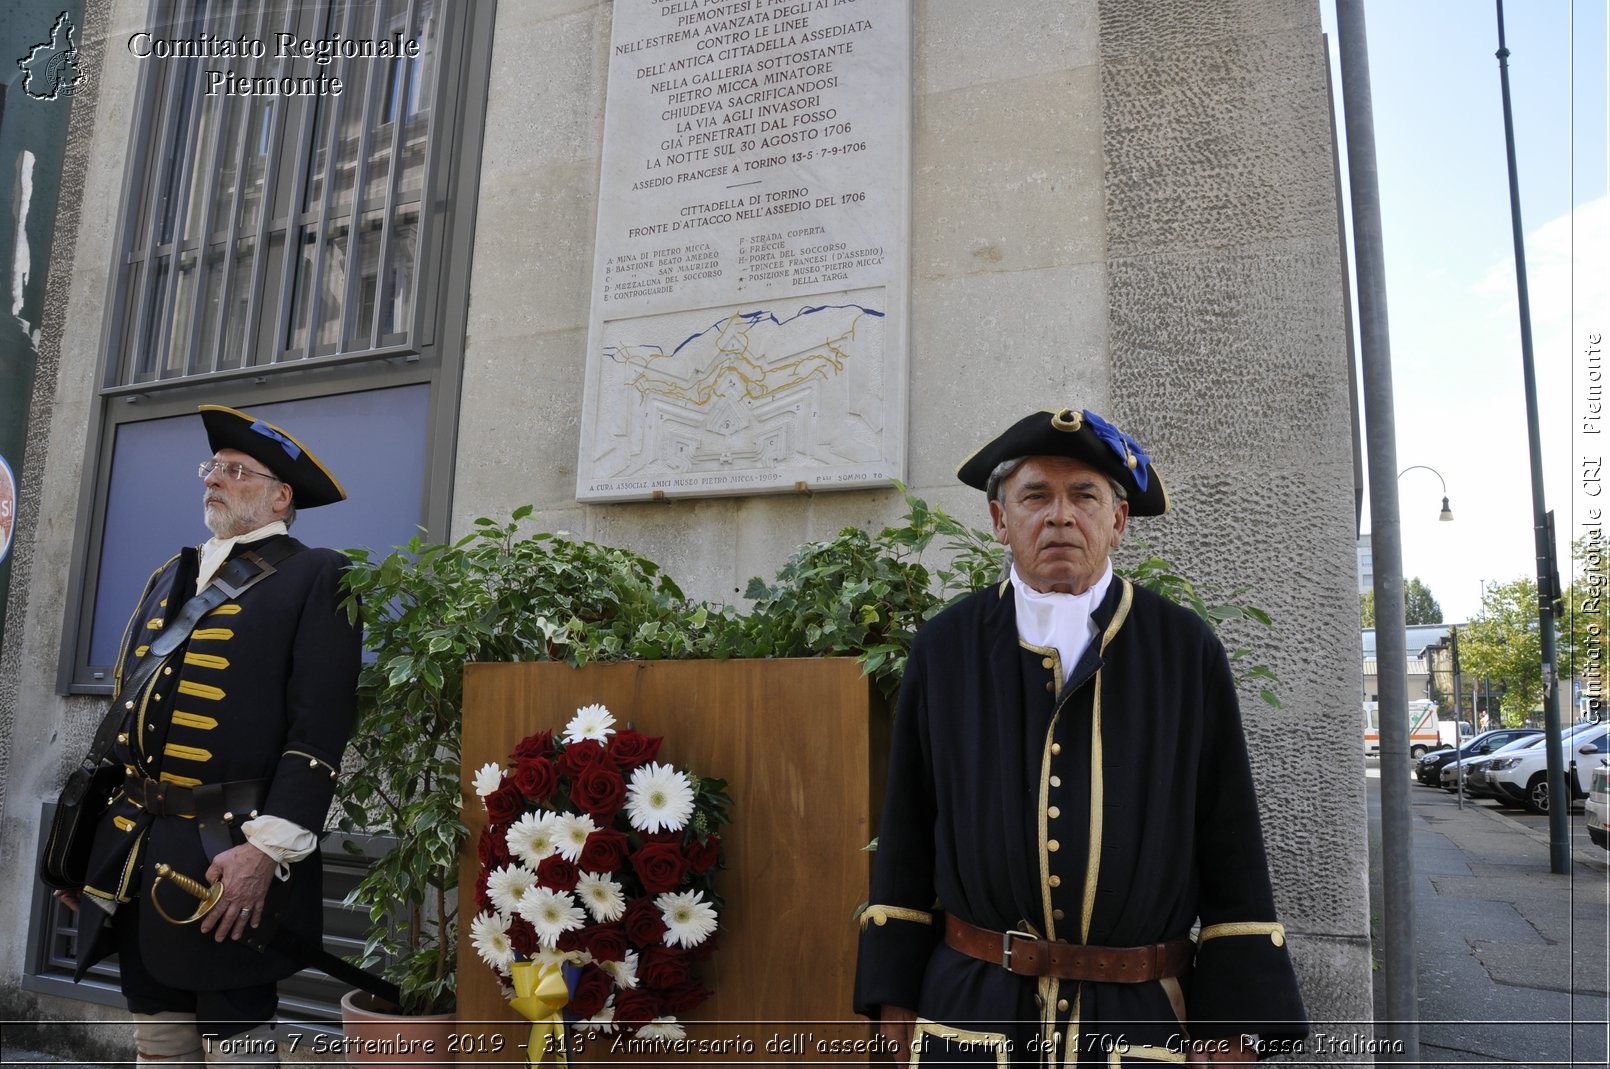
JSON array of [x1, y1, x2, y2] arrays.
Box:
[[63, 0, 494, 690], [108, 0, 445, 387]]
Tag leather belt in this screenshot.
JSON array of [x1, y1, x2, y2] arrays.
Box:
[[123, 772, 269, 860], [945, 914, 1193, 982]]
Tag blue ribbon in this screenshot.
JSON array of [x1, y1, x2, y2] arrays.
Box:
[[1082, 409, 1151, 492], [249, 421, 302, 461]]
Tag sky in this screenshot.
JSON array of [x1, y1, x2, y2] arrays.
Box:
[[1318, 0, 1608, 625]]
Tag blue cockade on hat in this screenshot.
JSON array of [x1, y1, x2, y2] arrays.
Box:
[[1082, 409, 1151, 492], [249, 420, 302, 461]]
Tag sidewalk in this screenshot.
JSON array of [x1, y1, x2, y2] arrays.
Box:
[[1369, 760, 1609, 1067]]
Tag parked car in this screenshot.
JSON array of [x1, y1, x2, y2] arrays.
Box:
[[1489, 723, 1609, 814], [1586, 758, 1610, 849], [1416, 728, 1541, 786], [1448, 733, 1553, 795]]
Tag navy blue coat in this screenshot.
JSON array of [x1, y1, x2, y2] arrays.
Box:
[[76, 535, 360, 990], [854, 577, 1307, 1065]]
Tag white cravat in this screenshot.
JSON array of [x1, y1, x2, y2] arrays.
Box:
[[196, 520, 288, 593], [1010, 560, 1114, 682]]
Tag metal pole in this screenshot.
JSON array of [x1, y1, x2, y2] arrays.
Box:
[[1493, 0, 1571, 873], [1335, 0, 1418, 1057], [1452, 627, 1465, 809]]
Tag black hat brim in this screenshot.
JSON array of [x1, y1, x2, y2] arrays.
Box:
[[199, 405, 346, 508], [956, 408, 1169, 516]]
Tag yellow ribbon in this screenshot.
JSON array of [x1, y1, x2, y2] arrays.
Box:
[[509, 961, 570, 1067]]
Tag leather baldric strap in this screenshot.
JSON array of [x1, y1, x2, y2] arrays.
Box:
[[945, 914, 1194, 982]]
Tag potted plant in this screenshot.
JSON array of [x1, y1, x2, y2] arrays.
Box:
[[336, 507, 705, 1028]]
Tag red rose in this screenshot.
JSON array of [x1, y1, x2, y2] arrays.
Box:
[[570, 763, 626, 820], [686, 933, 719, 964], [477, 826, 509, 867], [557, 929, 586, 955], [557, 739, 610, 777], [568, 964, 614, 1020], [513, 757, 557, 802], [607, 729, 662, 770], [535, 855, 580, 892], [659, 977, 711, 1015], [578, 828, 630, 874], [645, 830, 681, 845], [485, 784, 522, 825], [637, 945, 691, 989], [613, 988, 662, 1027], [578, 922, 629, 963], [507, 915, 538, 956], [685, 835, 721, 875], [475, 870, 492, 914], [512, 731, 554, 760], [630, 842, 685, 894], [623, 896, 668, 948]]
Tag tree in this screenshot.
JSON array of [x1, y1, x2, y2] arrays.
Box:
[[1360, 577, 1442, 627], [1460, 577, 1542, 727]]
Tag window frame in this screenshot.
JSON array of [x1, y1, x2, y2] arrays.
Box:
[[57, 0, 495, 694]]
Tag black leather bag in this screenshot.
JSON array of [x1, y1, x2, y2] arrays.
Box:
[[40, 758, 124, 890]]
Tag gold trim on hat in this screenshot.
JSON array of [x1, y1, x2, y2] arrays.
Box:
[[1051, 408, 1083, 432]]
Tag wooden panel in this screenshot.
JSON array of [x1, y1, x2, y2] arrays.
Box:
[[457, 659, 890, 1065]]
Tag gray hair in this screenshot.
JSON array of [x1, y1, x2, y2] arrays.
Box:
[[985, 456, 1127, 505]]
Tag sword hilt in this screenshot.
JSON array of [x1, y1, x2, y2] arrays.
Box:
[[151, 863, 224, 925]]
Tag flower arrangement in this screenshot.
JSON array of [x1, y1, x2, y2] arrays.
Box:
[[469, 703, 731, 1040]]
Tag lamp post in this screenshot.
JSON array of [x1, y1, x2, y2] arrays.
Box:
[[1493, 0, 1570, 874], [1398, 465, 1454, 523]]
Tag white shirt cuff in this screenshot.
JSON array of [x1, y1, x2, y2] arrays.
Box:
[[242, 815, 318, 865]]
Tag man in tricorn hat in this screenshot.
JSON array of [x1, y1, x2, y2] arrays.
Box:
[[56, 405, 359, 1063], [854, 408, 1307, 1065]]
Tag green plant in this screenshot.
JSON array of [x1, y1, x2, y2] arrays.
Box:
[[337, 507, 707, 1015]]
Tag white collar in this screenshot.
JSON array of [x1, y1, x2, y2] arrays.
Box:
[[1009, 560, 1114, 682], [197, 521, 289, 593]]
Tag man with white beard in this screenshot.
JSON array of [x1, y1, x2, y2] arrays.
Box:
[[53, 405, 360, 1064]]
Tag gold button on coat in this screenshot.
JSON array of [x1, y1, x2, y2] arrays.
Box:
[[1051, 742, 1062, 755], [1047, 840, 1060, 852], [1049, 875, 1062, 888], [1047, 806, 1060, 819], [1050, 775, 1062, 787]]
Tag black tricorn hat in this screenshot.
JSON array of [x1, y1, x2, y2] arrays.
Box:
[[199, 405, 346, 508], [956, 407, 1169, 516]]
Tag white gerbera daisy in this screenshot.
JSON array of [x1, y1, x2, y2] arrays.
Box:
[[624, 762, 695, 834], [552, 812, 597, 863], [506, 811, 560, 867], [601, 949, 639, 990], [655, 889, 719, 948], [486, 864, 538, 917], [472, 762, 504, 800], [576, 871, 627, 923], [469, 911, 515, 972], [564, 703, 617, 744], [637, 1018, 687, 1042], [576, 998, 617, 1034], [519, 887, 587, 948], [532, 944, 589, 968]]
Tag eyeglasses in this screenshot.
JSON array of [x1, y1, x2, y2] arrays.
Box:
[[198, 460, 280, 483]]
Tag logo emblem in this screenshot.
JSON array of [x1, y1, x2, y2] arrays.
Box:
[[17, 12, 85, 101]]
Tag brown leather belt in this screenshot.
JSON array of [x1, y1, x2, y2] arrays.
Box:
[[946, 914, 1193, 982]]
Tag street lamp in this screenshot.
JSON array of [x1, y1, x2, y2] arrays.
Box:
[[1399, 464, 1454, 522]]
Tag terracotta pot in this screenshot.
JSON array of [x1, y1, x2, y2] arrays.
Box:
[[339, 989, 458, 1068]]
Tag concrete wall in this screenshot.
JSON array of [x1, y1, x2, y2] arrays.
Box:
[[0, 0, 149, 1052], [0, 0, 1369, 1051]]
